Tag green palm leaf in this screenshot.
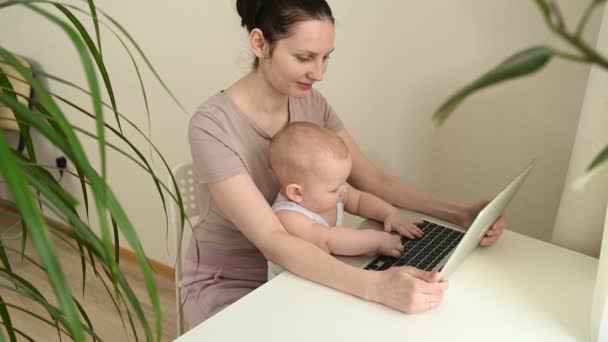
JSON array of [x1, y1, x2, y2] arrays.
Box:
[[16, 154, 79, 209], [0, 21, 119, 301], [0, 62, 36, 163], [92, 5, 188, 114], [4, 52, 186, 245], [9, 0, 187, 112], [0, 84, 134, 341], [21, 4, 108, 191], [573, 146, 608, 190], [0, 323, 34, 342], [0, 281, 101, 341], [8, 189, 154, 340], [4, 215, 132, 339], [86, 0, 102, 56], [0, 241, 11, 274], [74, 300, 98, 342], [105, 190, 161, 341], [54, 3, 122, 133], [433, 46, 554, 126], [0, 1, 191, 340], [2, 237, 102, 341], [4, 0, 162, 165], [33, 191, 154, 340], [1, 94, 183, 240], [0, 133, 83, 339], [3, 302, 70, 336], [0, 297, 16, 342]]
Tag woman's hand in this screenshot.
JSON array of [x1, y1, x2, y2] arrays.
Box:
[[383, 209, 424, 239], [459, 200, 507, 246], [367, 267, 449, 313]]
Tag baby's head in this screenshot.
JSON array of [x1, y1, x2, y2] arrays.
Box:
[[269, 122, 351, 212]]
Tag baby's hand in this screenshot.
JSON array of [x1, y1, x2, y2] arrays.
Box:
[[384, 209, 424, 239], [375, 232, 404, 257]]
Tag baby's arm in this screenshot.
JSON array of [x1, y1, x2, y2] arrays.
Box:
[[275, 210, 402, 256], [343, 187, 424, 239], [342, 186, 394, 222]]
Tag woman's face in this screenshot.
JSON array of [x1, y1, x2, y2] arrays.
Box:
[[259, 19, 335, 98]]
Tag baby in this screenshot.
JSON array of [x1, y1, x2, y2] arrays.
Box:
[[267, 122, 424, 279]]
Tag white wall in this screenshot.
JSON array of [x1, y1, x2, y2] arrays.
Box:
[[0, 1, 600, 265], [553, 3, 608, 258], [430, 1, 601, 242]]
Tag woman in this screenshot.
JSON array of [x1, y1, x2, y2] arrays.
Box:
[[182, 0, 506, 327]]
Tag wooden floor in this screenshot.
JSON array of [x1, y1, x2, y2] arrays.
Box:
[[0, 213, 178, 341]]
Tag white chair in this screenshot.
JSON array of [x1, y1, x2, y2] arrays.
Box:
[[169, 162, 198, 337]]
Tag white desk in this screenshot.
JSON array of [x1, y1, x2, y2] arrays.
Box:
[[176, 216, 599, 342]]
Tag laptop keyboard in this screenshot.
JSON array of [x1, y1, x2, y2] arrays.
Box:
[[364, 220, 464, 272]]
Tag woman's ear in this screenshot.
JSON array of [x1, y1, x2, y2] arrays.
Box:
[[285, 184, 304, 203], [250, 28, 269, 60]]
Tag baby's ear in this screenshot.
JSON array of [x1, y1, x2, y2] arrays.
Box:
[[285, 184, 304, 203]]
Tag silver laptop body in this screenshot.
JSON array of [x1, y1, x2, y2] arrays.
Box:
[[356, 160, 535, 279], [437, 159, 535, 278]]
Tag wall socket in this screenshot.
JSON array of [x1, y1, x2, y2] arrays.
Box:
[[0, 154, 67, 200]]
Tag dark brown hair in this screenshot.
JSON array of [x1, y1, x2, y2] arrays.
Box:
[[236, 0, 334, 68]]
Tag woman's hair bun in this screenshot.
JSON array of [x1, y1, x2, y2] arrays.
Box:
[[236, 0, 264, 32]]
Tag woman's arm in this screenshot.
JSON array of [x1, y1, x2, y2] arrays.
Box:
[[337, 130, 465, 224], [209, 174, 372, 296], [208, 174, 448, 313], [336, 129, 506, 244]]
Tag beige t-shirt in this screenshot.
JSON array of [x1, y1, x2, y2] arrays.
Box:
[[188, 89, 344, 255]]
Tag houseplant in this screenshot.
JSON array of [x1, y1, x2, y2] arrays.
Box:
[[433, 0, 607, 183], [0, 1, 186, 341], [433, 0, 607, 339]]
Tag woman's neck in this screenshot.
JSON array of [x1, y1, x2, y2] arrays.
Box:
[[227, 71, 288, 116]]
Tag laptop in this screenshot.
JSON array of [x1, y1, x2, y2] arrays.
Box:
[[362, 159, 536, 279]]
